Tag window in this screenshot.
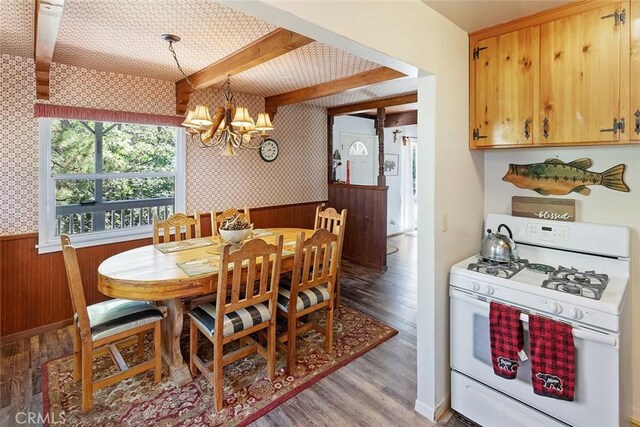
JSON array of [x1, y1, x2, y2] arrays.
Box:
[[347, 140, 368, 156], [38, 118, 185, 253]]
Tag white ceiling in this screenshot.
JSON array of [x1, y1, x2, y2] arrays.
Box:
[[422, 0, 572, 33]]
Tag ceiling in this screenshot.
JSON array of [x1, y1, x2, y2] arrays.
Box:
[[0, 0, 416, 110], [422, 0, 572, 33]]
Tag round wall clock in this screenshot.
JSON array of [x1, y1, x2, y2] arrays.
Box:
[[259, 138, 279, 162]]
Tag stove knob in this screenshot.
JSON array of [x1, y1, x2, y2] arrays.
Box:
[[570, 307, 584, 320], [485, 285, 495, 295], [550, 302, 563, 314], [471, 281, 480, 291]]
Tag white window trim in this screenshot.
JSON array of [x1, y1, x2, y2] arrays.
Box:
[[38, 118, 186, 254]]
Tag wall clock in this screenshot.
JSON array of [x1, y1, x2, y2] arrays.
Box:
[[259, 138, 279, 162]]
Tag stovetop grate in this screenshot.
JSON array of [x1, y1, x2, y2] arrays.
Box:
[[467, 259, 528, 279], [542, 266, 609, 300]]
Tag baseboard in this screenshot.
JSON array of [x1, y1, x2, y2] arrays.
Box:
[[435, 394, 451, 421], [414, 399, 436, 422], [1, 318, 73, 344]]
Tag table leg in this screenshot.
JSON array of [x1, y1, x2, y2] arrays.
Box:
[[161, 298, 192, 386]]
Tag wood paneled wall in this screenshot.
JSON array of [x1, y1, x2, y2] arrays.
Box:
[[328, 183, 388, 271], [0, 201, 324, 341]]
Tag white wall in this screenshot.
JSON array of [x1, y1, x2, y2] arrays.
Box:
[[385, 125, 417, 235], [226, 0, 483, 420], [485, 145, 640, 419]]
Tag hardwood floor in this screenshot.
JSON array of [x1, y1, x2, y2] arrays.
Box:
[[0, 234, 459, 426]]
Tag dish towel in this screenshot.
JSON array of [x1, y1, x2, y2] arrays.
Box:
[[489, 301, 524, 379], [528, 314, 575, 401]]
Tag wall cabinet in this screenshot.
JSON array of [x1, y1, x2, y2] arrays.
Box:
[[632, 1, 640, 140], [472, 28, 539, 147], [470, 0, 638, 149]]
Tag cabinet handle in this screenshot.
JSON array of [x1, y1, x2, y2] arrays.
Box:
[[524, 119, 531, 140], [635, 110, 640, 135], [600, 118, 619, 134], [472, 128, 487, 140], [601, 9, 626, 25], [543, 118, 549, 139]]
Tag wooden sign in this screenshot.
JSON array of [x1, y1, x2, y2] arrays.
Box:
[[512, 196, 575, 222]]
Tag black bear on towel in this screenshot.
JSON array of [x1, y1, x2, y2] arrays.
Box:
[[536, 373, 563, 391], [497, 356, 518, 372]]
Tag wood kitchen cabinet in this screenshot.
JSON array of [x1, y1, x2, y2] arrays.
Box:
[[469, 0, 638, 149], [471, 28, 539, 148], [540, 3, 623, 144], [631, 1, 640, 140]]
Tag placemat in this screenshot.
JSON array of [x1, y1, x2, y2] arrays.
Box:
[[154, 238, 214, 254]]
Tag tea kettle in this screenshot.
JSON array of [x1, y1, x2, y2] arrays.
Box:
[[479, 224, 519, 262]]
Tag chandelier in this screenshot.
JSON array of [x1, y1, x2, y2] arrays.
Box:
[[162, 34, 274, 156]]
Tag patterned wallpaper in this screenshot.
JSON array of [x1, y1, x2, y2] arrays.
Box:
[[0, 54, 327, 235]]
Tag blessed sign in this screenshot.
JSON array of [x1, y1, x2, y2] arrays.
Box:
[[511, 196, 575, 222]]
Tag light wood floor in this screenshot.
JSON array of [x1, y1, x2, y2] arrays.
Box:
[[0, 234, 460, 426]]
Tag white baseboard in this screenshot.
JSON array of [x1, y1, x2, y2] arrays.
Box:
[[414, 399, 436, 422]]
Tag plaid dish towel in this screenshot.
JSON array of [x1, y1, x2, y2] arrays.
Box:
[[529, 314, 575, 401], [489, 301, 524, 379]]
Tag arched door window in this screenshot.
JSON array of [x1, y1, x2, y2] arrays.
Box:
[[348, 140, 368, 156]]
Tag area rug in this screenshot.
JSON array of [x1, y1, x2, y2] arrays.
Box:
[[43, 305, 397, 426]]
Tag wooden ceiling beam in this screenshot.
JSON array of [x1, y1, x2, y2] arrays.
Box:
[[265, 67, 406, 115], [327, 92, 417, 116], [34, 0, 65, 100], [176, 28, 314, 114]]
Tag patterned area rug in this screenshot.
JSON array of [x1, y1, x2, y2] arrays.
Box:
[[43, 306, 397, 426]]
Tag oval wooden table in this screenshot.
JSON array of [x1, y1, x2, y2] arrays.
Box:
[[97, 228, 311, 386]]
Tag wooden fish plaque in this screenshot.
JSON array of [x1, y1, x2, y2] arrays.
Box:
[[512, 196, 575, 222]]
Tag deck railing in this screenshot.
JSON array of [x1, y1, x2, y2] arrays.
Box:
[[55, 197, 174, 235]]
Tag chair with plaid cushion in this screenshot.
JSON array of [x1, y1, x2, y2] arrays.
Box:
[[188, 235, 283, 411], [277, 228, 340, 374], [314, 206, 347, 305], [61, 236, 165, 412]]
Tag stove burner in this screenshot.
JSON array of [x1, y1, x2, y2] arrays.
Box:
[[542, 266, 609, 300], [467, 259, 528, 279]]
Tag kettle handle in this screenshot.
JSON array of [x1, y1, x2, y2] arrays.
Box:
[[497, 224, 513, 239]]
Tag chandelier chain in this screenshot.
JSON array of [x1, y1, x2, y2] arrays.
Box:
[[167, 41, 196, 90]]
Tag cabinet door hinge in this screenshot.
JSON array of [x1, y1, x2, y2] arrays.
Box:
[[601, 8, 626, 25], [472, 128, 487, 140], [473, 46, 488, 60]]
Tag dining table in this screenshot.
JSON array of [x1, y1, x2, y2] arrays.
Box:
[[97, 227, 312, 386]]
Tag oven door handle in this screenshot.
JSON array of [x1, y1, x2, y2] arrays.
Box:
[[450, 288, 618, 347]]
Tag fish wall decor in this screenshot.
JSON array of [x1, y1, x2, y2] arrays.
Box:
[[502, 158, 629, 196]]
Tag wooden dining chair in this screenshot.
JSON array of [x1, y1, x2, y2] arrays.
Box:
[[209, 207, 251, 236], [188, 235, 283, 411], [153, 212, 201, 244], [277, 228, 340, 374], [61, 237, 165, 411], [314, 206, 347, 305]]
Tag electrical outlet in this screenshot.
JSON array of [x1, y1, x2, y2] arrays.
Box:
[[442, 213, 448, 232]]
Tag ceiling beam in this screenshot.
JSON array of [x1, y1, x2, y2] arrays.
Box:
[[176, 28, 314, 114], [384, 110, 417, 127], [34, 0, 65, 100], [265, 67, 406, 115], [327, 92, 417, 116]]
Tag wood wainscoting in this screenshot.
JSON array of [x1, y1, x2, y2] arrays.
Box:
[[328, 183, 388, 271], [0, 201, 324, 341]]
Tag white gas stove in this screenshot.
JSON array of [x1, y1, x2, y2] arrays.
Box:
[[449, 214, 631, 427]]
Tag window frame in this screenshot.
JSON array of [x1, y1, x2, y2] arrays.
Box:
[[38, 118, 186, 253]]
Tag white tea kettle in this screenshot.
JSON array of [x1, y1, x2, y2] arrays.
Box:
[[479, 224, 519, 262]]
